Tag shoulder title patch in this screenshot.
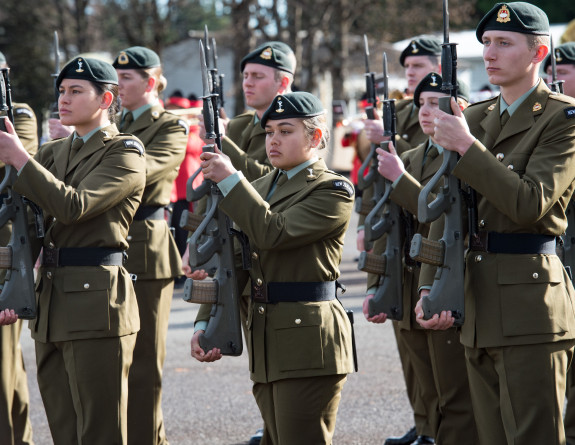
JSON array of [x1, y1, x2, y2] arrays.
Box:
[[565, 107, 575, 119], [14, 107, 34, 119], [124, 139, 145, 155], [332, 179, 354, 197]]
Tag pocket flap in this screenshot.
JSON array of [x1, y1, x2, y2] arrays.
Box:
[[64, 269, 111, 292], [497, 255, 563, 285]]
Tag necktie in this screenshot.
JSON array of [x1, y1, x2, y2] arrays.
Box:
[[69, 137, 84, 163], [276, 171, 288, 187], [265, 171, 287, 201], [121, 112, 133, 131], [500, 109, 510, 127], [425, 145, 439, 165]]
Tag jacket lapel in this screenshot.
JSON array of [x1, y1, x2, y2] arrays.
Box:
[[54, 135, 74, 180], [268, 159, 326, 206], [66, 125, 118, 175]]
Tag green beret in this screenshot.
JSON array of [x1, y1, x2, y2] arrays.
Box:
[[261, 92, 324, 128], [241, 41, 295, 75], [413, 72, 470, 106], [399, 36, 442, 67], [112, 46, 161, 69], [476, 2, 549, 43], [0, 51, 5, 66], [544, 42, 575, 72], [56, 57, 118, 89]]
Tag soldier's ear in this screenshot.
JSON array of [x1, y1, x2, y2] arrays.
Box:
[[278, 74, 290, 94], [145, 76, 157, 93], [100, 91, 114, 110], [310, 128, 322, 148], [533, 44, 549, 64]]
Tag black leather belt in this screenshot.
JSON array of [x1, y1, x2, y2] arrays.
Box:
[[251, 281, 336, 304], [42, 247, 126, 267], [134, 206, 164, 221], [470, 231, 557, 255]]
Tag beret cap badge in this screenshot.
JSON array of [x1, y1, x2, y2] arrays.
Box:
[[496, 5, 511, 23], [260, 48, 273, 60], [429, 74, 438, 87], [275, 98, 285, 113], [117, 52, 130, 65], [410, 41, 419, 54], [76, 59, 85, 73], [556, 49, 563, 62]]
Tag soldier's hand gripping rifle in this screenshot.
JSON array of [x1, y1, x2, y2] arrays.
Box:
[[410, 0, 469, 326], [0, 69, 41, 319], [549, 35, 565, 95], [359, 52, 404, 320], [182, 40, 243, 356]]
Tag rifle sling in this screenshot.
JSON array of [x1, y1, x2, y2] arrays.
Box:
[[134, 206, 165, 221], [42, 247, 125, 267], [470, 231, 557, 255], [251, 281, 336, 304]]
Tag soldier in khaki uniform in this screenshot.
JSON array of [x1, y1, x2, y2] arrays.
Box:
[[358, 37, 442, 445], [367, 73, 477, 445], [417, 3, 575, 444], [188, 92, 355, 445], [112, 46, 188, 445], [0, 56, 146, 444], [0, 50, 38, 445]]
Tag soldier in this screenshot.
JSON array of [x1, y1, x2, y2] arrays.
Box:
[[416, 3, 575, 444], [112, 46, 188, 445], [185, 40, 297, 445], [367, 73, 478, 445], [0, 49, 38, 445], [358, 36, 441, 445], [0, 56, 146, 444], [189, 91, 355, 445], [544, 41, 575, 445], [544, 41, 575, 97]]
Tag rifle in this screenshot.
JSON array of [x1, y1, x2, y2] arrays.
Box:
[[358, 52, 404, 320], [50, 31, 61, 119], [182, 40, 243, 356], [0, 68, 39, 319], [410, 0, 468, 326], [549, 35, 565, 94]]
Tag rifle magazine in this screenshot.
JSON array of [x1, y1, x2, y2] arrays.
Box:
[[180, 210, 204, 232], [0, 246, 11, 268], [410, 234, 444, 267], [358, 251, 386, 275], [183, 279, 218, 304]]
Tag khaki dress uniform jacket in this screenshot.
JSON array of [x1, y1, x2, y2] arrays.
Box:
[[222, 111, 273, 182], [373, 143, 477, 443], [420, 81, 575, 444], [14, 124, 146, 444], [0, 102, 37, 445], [120, 103, 187, 445]]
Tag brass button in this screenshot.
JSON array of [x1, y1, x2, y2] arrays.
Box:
[[258, 306, 265, 315], [84, 283, 90, 289], [256, 278, 263, 286], [507, 164, 514, 170], [475, 255, 483, 263], [46, 271, 52, 279], [251, 252, 258, 260], [402, 134, 409, 140], [496, 153, 505, 161], [533, 272, 539, 279], [407, 266, 414, 273], [127, 235, 133, 241], [295, 318, 302, 325], [479, 220, 485, 228]]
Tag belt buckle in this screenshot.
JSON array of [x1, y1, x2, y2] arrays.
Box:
[[470, 231, 488, 251], [251, 283, 267, 303], [43, 247, 59, 267]]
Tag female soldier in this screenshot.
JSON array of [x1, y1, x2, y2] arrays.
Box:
[[0, 56, 146, 444], [188, 92, 355, 445], [112, 46, 187, 445]]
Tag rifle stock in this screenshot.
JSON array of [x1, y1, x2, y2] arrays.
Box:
[[0, 69, 38, 319]]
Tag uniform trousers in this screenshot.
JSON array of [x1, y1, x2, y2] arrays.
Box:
[[563, 364, 575, 443], [253, 374, 347, 445], [0, 321, 33, 445], [35, 334, 136, 445], [465, 340, 575, 445], [128, 278, 174, 445]]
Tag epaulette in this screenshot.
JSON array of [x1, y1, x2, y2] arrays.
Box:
[[123, 138, 145, 155], [549, 93, 575, 105], [468, 95, 499, 108], [177, 119, 189, 135], [14, 107, 34, 119]]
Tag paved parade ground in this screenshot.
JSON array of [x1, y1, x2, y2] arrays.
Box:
[[22, 212, 414, 444]]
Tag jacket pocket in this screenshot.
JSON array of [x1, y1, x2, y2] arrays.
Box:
[[498, 255, 569, 337], [65, 269, 111, 332], [125, 222, 149, 274], [274, 305, 324, 371]]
